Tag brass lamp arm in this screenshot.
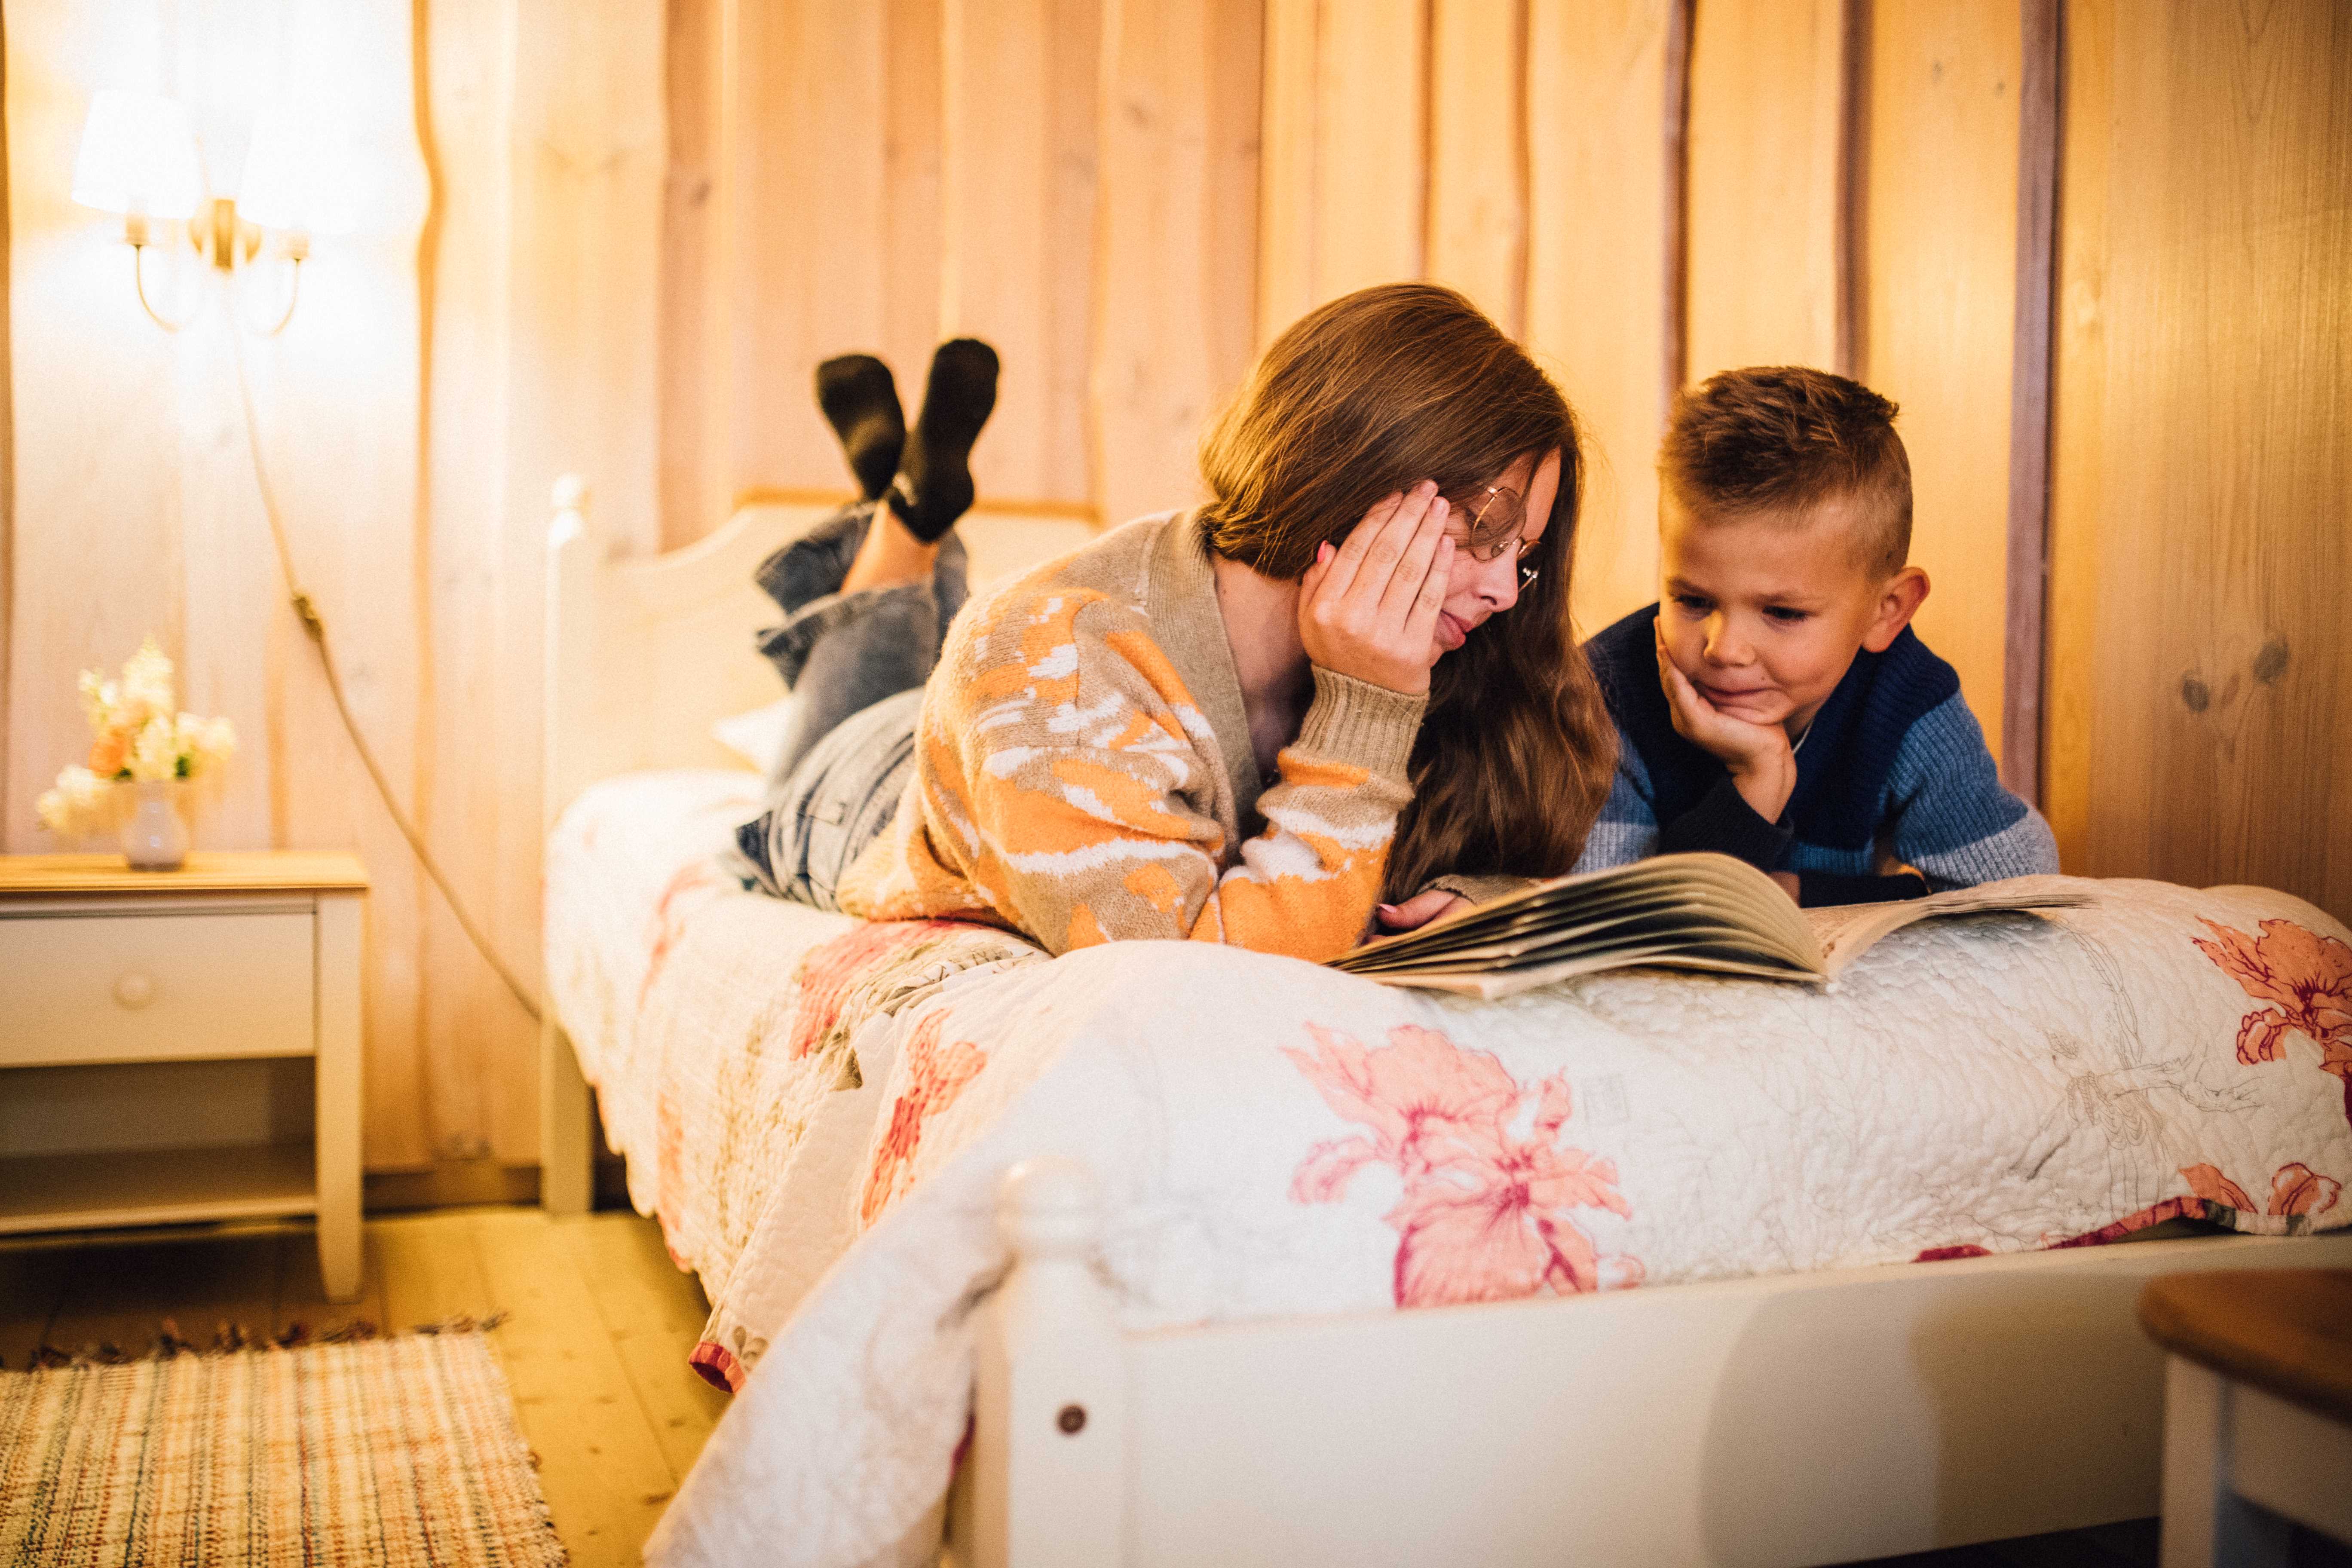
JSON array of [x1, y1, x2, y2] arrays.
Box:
[[241, 254, 303, 337], [123, 199, 306, 334], [130, 239, 197, 332]]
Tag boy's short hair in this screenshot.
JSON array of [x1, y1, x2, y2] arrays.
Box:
[[1660, 366, 1913, 576]]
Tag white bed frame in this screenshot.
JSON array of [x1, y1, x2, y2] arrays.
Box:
[[539, 479, 2352, 1566]]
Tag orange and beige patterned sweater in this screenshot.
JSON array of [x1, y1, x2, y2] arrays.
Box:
[[837, 510, 1429, 962]]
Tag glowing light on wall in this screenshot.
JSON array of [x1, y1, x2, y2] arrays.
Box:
[[72, 92, 345, 333], [70, 90, 204, 230]]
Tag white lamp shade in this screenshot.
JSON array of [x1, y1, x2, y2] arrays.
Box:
[[238, 107, 356, 236], [72, 90, 205, 220]]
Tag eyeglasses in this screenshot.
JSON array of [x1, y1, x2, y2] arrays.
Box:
[[1452, 484, 1543, 591]]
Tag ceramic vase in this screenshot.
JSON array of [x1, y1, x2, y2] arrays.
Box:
[[120, 779, 190, 871]]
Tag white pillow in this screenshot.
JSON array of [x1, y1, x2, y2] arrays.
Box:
[[711, 695, 799, 775]]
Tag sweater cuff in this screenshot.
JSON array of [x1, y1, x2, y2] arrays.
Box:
[[1292, 668, 1427, 789], [1797, 870, 1931, 907], [1657, 775, 1793, 871], [1427, 873, 1537, 906]]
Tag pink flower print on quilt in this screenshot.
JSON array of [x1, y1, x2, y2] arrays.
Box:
[[2051, 1158, 2344, 1251], [787, 920, 952, 1060], [2179, 1161, 2343, 1222], [639, 860, 726, 1014], [861, 1011, 988, 1226], [1285, 1022, 1644, 1308], [2192, 917, 2352, 1126]]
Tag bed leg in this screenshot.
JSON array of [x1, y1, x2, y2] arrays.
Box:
[[540, 474, 599, 1219], [960, 1157, 1127, 1568], [539, 1020, 594, 1215]]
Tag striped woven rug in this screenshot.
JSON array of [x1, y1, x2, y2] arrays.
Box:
[[0, 1328, 566, 1566]]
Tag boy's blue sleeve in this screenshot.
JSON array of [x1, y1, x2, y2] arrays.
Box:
[[1885, 695, 2060, 889], [1572, 721, 1660, 873]]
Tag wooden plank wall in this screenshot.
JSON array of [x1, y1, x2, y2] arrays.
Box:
[[2, 0, 1266, 1178], [1260, 0, 1675, 637], [419, 0, 532, 1167], [4, 0, 447, 1167], [1092, 0, 1266, 529], [658, 0, 1259, 532], [1525, 0, 1674, 639], [1863, 0, 2021, 763], [1682, 0, 1844, 378], [1257, 0, 1428, 344], [419, 0, 675, 1169], [4, 0, 2346, 1183], [2044, 0, 2352, 922], [1251, 0, 2030, 686]]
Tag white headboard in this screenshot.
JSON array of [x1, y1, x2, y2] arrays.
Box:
[[541, 476, 1099, 826]]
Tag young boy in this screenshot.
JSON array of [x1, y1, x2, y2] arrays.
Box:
[[1578, 366, 2057, 905]]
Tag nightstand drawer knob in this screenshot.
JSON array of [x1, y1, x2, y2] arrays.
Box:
[[113, 974, 156, 1009]]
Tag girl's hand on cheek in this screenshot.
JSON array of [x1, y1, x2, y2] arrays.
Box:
[[1654, 619, 1797, 822], [1299, 481, 1454, 695]]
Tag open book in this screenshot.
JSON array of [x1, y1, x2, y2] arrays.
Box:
[[1332, 852, 2089, 999]]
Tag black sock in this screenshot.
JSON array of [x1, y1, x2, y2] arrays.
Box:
[[815, 354, 906, 501], [886, 338, 998, 542]]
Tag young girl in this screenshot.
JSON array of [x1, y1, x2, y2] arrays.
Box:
[[741, 282, 1617, 963]]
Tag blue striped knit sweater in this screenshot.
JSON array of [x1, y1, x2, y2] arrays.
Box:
[[1576, 605, 2058, 904]]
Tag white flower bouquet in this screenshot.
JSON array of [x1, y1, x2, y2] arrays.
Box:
[[36, 637, 237, 837]]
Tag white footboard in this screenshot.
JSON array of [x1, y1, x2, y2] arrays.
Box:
[[956, 1159, 2352, 1568], [958, 1158, 1129, 1562]]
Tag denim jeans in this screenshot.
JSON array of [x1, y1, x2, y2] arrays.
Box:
[[734, 503, 967, 909], [741, 687, 925, 908]]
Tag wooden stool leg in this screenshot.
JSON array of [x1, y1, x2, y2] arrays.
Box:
[[2162, 1357, 2292, 1568]]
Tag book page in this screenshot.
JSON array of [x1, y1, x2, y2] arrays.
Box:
[[1340, 852, 1817, 972], [1366, 919, 1775, 976], [1807, 884, 2093, 974], [1341, 854, 2095, 995], [1347, 888, 1801, 968], [1804, 901, 1939, 974], [1366, 943, 1817, 1000]]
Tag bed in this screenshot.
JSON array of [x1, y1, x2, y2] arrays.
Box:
[[537, 478, 2352, 1568]]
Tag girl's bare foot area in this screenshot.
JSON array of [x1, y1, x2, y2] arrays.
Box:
[[840, 505, 940, 595]]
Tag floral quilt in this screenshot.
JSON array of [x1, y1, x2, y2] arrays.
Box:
[[547, 775, 2352, 1567], [641, 866, 2350, 1568], [544, 771, 1041, 1370], [544, 770, 862, 1288]]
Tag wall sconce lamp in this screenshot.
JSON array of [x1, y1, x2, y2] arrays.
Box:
[[72, 89, 349, 335]]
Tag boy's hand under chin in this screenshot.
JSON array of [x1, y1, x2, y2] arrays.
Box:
[[1653, 620, 1804, 870]]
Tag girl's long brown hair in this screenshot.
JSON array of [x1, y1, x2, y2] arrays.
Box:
[[1197, 283, 1617, 899]]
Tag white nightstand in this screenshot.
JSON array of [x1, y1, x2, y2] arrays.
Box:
[[0, 851, 366, 1301]]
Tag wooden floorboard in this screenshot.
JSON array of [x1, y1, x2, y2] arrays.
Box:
[[471, 1207, 686, 1566], [273, 1225, 388, 1339], [561, 1210, 733, 1482], [1, 1204, 2189, 1566], [0, 1205, 723, 1565], [373, 1208, 498, 1327]]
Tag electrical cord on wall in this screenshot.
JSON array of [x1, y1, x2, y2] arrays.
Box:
[[228, 330, 544, 1025]]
